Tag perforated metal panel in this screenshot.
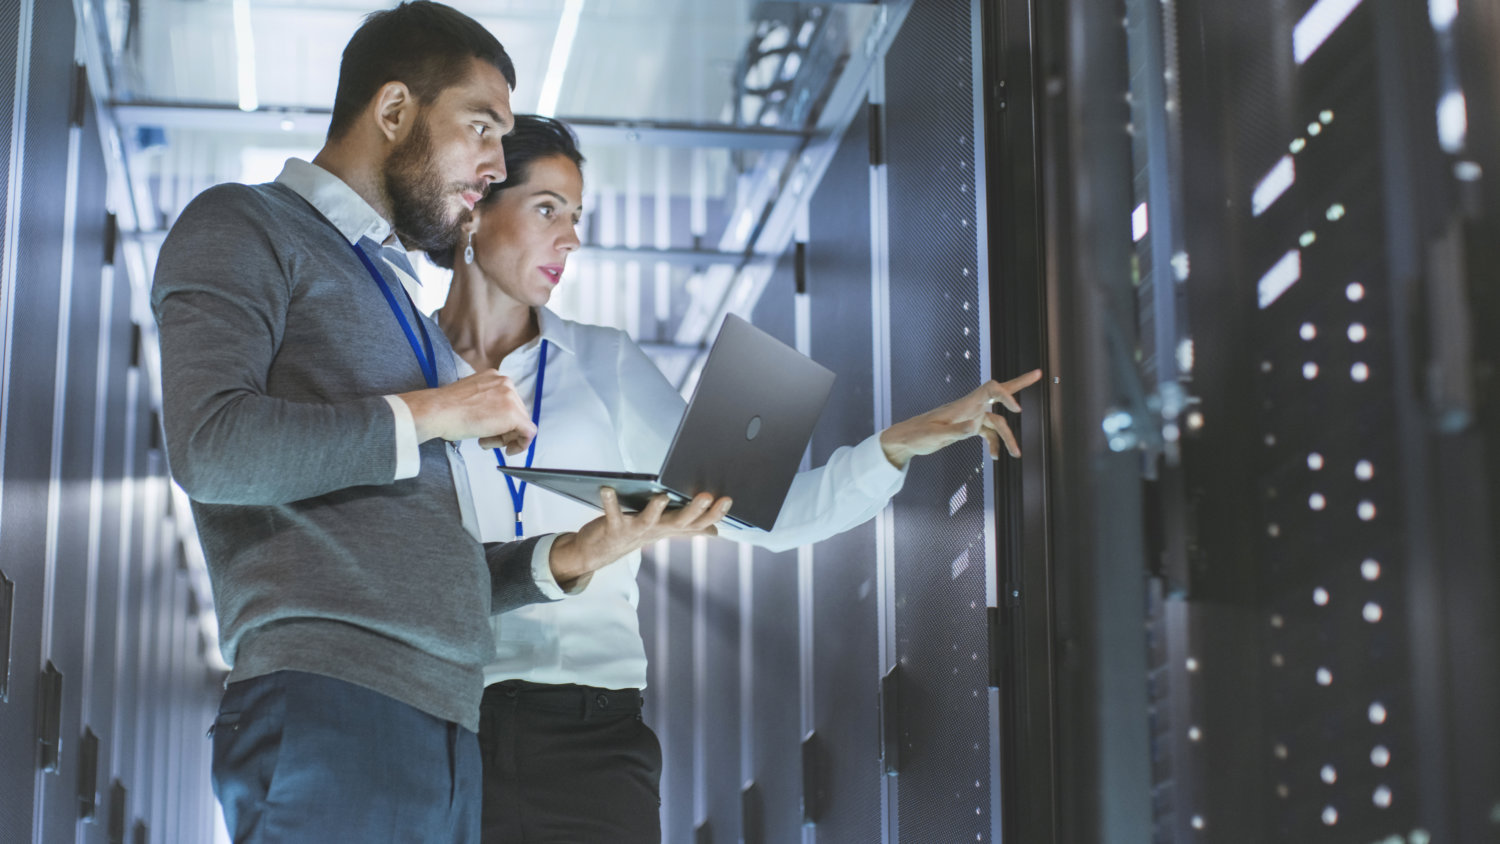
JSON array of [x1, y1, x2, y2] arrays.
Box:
[[0, 0, 26, 825], [746, 544, 801, 844], [750, 247, 796, 347], [0, 0, 18, 289], [649, 539, 699, 843], [39, 69, 108, 838], [805, 96, 883, 844], [111, 373, 155, 839], [86, 265, 133, 844], [1242, 5, 1419, 837], [699, 538, 742, 843], [0, 0, 70, 833], [883, 1, 994, 840], [1130, 0, 1500, 839], [743, 248, 803, 844]]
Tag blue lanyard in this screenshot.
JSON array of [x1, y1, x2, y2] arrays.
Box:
[[349, 242, 439, 388], [494, 338, 549, 537]]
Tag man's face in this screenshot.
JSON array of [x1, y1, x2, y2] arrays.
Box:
[[384, 58, 513, 251]]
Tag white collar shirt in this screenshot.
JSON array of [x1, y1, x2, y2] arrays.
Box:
[[274, 157, 425, 299], [458, 307, 908, 690]]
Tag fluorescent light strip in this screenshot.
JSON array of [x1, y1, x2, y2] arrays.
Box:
[[1429, 0, 1458, 30], [1294, 0, 1364, 65], [233, 0, 258, 112], [1253, 155, 1296, 217], [1258, 250, 1302, 309], [1132, 201, 1149, 242], [536, 0, 585, 117], [1437, 90, 1468, 153]]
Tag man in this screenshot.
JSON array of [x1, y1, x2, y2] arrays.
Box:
[[151, 3, 727, 841]]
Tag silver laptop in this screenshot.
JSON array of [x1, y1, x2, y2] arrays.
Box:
[[497, 314, 835, 531]]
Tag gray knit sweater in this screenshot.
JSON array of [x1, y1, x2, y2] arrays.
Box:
[[152, 180, 550, 732]]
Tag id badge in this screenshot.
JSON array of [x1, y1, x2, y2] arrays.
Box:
[[447, 441, 481, 541]]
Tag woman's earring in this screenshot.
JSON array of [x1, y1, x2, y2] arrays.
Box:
[[463, 232, 475, 265]]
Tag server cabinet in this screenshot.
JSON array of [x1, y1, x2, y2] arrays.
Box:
[[696, 536, 744, 844], [0, 0, 17, 265], [883, 3, 1001, 840], [991, 0, 1500, 840], [745, 540, 802, 844], [804, 96, 884, 844], [1129, 0, 1500, 840], [80, 259, 131, 844], [648, 248, 815, 844], [643, 536, 699, 844], [0, 2, 222, 840], [647, 2, 1024, 840], [731, 252, 801, 844], [0, 0, 80, 834], [36, 70, 108, 841]]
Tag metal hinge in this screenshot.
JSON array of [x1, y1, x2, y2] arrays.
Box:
[[79, 727, 100, 820], [70, 63, 89, 128], [793, 240, 808, 295], [988, 605, 1003, 689], [108, 780, 127, 843], [741, 780, 764, 844], [800, 730, 823, 825], [103, 213, 118, 266], [37, 661, 64, 773], [0, 569, 13, 702], [880, 663, 902, 776]]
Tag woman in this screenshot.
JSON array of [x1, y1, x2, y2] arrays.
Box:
[[432, 115, 1039, 843]]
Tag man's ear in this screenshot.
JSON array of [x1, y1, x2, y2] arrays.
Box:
[[373, 81, 416, 143]]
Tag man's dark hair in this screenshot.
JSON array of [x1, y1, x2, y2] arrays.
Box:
[[328, 1, 517, 141], [429, 115, 585, 269]]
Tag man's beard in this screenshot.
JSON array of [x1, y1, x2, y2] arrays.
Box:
[[384, 115, 471, 252]]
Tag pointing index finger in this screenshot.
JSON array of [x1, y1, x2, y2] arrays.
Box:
[[1005, 369, 1044, 392]]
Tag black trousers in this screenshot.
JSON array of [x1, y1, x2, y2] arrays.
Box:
[[478, 680, 662, 843]]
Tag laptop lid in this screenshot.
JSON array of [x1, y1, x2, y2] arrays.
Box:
[[654, 314, 835, 530], [500, 314, 835, 531]]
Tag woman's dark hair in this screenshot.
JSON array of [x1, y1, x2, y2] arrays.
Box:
[[328, 1, 517, 141], [428, 114, 586, 269]]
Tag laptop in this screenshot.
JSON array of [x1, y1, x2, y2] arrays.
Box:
[[497, 314, 836, 531]]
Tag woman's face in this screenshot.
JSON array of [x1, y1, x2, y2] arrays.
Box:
[[470, 153, 583, 308]]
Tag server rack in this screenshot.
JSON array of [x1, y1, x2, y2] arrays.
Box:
[[646, 1, 1021, 841], [987, 0, 1500, 841], [0, 1, 223, 840]]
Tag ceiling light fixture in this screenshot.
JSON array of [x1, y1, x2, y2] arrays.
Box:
[[537, 0, 585, 117], [233, 0, 258, 112]]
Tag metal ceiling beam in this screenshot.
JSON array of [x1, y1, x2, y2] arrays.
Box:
[[125, 228, 744, 268], [108, 101, 808, 150], [578, 245, 745, 267], [571, 118, 804, 150], [673, 0, 915, 350]]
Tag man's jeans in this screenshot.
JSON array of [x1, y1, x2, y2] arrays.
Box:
[[211, 670, 481, 843]]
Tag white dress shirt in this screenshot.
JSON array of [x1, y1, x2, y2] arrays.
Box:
[[459, 307, 908, 690]]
